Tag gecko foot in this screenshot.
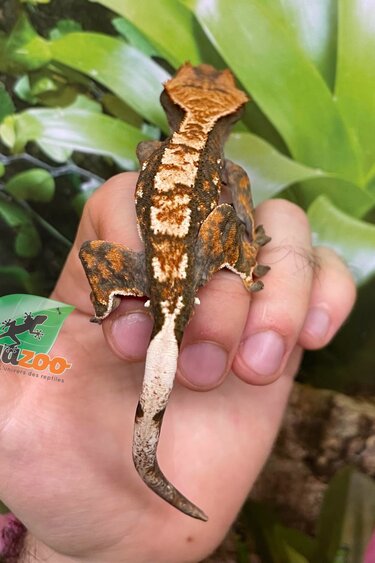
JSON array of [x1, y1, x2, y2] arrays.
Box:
[[255, 225, 271, 247], [250, 280, 264, 292], [253, 264, 271, 277]]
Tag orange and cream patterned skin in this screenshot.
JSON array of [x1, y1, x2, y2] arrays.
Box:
[[79, 63, 270, 522]]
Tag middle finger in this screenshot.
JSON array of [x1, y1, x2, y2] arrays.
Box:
[[233, 199, 314, 385]]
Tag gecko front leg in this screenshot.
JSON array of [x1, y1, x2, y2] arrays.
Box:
[[79, 240, 149, 320]]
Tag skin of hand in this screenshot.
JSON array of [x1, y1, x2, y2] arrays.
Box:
[[0, 173, 356, 563]]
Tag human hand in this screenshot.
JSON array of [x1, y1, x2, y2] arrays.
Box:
[[0, 173, 355, 562]]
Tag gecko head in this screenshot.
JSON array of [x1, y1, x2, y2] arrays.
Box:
[[165, 63, 249, 121]]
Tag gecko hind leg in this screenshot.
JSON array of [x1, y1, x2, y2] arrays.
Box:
[[79, 240, 148, 321], [194, 203, 270, 292]]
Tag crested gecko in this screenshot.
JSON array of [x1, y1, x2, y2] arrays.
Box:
[[79, 63, 270, 522]]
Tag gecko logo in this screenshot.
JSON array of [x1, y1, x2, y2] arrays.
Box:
[[0, 311, 71, 377]]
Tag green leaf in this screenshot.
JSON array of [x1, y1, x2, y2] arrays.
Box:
[[50, 32, 168, 131], [187, 0, 360, 182], [287, 176, 375, 218], [14, 75, 38, 104], [38, 142, 73, 163], [277, 0, 337, 88], [15, 221, 41, 257], [102, 93, 143, 127], [225, 132, 328, 204], [68, 94, 102, 113], [49, 19, 82, 40], [29, 74, 59, 97], [0, 266, 33, 294], [367, 169, 375, 197], [279, 528, 316, 561], [0, 83, 15, 121], [242, 502, 315, 563], [0, 163, 5, 177], [0, 198, 41, 258], [21, 0, 51, 4], [112, 17, 158, 57], [90, 0, 201, 67], [0, 13, 50, 73], [14, 70, 62, 105], [313, 467, 375, 563], [0, 197, 31, 228], [0, 294, 74, 354], [6, 169, 55, 202], [308, 196, 375, 285], [335, 0, 375, 177], [0, 115, 17, 148], [1, 105, 150, 168]]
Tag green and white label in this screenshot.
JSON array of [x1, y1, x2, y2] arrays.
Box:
[[0, 294, 74, 353]]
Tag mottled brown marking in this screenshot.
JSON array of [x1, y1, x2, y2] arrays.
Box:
[[79, 63, 270, 523], [153, 408, 165, 423], [106, 247, 125, 273], [152, 239, 187, 272], [152, 197, 189, 226], [90, 240, 103, 250], [136, 402, 144, 419], [79, 240, 148, 320], [82, 252, 96, 269], [97, 261, 111, 278]]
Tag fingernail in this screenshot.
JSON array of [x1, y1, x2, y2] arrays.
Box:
[[303, 307, 330, 340], [241, 331, 285, 376], [180, 343, 228, 387], [112, 313, 152, 359]]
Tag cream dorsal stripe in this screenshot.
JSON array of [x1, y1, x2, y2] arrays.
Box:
[[79, 63, 271, 523]]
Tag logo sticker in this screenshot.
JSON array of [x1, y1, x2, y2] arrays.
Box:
[[0, 294, 74, 382]]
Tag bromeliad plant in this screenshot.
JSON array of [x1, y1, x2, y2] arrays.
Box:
[[1, 0, 375, 288], [0, 1, 375, 561]]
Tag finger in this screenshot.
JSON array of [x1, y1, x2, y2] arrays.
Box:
[[298, 246, 356, 349], [177, 269, 251, 390], [52, 173, 155, 362], [232, 199, 314, 385], [55, 172, 255, 380], [52, 172, 140, 313]]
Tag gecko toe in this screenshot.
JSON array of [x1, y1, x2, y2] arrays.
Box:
[[254, 264, 271, 277], [250, 280, 264, 292]]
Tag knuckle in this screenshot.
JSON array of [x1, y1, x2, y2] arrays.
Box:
[[254, 302, 297, 339], [258, 198, 310, 228]]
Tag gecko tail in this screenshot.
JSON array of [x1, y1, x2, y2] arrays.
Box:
[[133, 439, 208, 521], [132, 314, 208, 521]]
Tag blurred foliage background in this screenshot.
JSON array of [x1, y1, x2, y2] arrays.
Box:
[[0, 0, 374, 561]]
